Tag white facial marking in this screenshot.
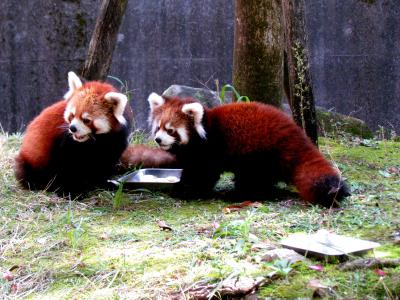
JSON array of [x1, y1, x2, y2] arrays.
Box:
[[151, 119, 161, 135], [148, 92, 165, 113], [64, 103, 73, 123], [64, 71, 83, 99], [181, 102, 206, 139], [176, 126, 189, 144], [93, 117, 111, 134], [154, 129, 175, 150], [104, 92, 128, 125], [165, 122, 172, 130]]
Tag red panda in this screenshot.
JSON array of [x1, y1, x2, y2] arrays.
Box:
[[147, 93, 350, 207], [15, 72, 133, 196]]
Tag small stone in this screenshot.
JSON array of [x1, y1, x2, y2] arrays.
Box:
[[261, 248, 305, 263]]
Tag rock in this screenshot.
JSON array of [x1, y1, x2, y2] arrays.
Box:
[[316, 107, 373, 139], [282, 103, 373, 139], [261, 248, 306, 264], [162, 85, 222, 108]]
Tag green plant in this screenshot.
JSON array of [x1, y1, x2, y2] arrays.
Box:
[[112, 182, 130, 210], [213, 210, 256, 241], [266, 259, 293, 280], [62, 208, 87, 249], [107, 75, 134, 103], [219, 84, 250, 103]]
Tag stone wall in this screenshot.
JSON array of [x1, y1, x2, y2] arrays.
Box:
[[0, 0, 101, 132], [306, 0, 400, 132], [109, 0, 235, 128]]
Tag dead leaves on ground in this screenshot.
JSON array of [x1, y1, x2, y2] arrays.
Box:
[[170, 276, 266, 300], [338, 258, 400, 271], [157, 220, 173, 231], [223, 201, 262, 214]]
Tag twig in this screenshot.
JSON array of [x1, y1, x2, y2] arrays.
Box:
[[338, 258, 400, 271]]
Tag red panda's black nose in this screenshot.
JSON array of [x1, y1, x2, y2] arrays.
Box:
[[69, 125, 77, 133], [155, 137, 161, 144]]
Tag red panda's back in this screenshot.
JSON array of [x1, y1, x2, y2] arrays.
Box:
[[17, 100, 67, 169], [207, 102, 311, 156]]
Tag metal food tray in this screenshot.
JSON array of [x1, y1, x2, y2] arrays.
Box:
[[114, 168, 182, 191], [280, 230, 380, 257]]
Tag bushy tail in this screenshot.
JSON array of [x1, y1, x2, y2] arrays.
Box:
[[292, 154, 350, 207]]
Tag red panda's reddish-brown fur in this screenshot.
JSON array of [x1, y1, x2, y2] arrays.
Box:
[[15, 72, 133, 196], [148, 95, 350, 207], [119, 145, 178, 170], [16, 100, 67, 172]]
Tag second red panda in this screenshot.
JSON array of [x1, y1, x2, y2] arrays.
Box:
[[147, 93, 350, 207]]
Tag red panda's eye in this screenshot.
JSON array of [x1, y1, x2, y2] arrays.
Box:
[[82, 118, 91, 125], [167, 128, 175, 135], [68, 114, 74, 122]]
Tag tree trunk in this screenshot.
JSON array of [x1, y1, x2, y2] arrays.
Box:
[[81, 0, 127, 81], [282, 0, 318, 145], [232, 0, 282, 106]]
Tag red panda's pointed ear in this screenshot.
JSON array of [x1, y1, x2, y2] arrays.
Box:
[[64, 71, 83, 99], [104, 92, 128, 125], [182, 102, 207, 139], [148, 93, 165, 112]]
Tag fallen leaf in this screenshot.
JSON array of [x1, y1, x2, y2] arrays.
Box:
[[8, 265, 19, 272], [307, 279, 327, 289], [309, 265, 324, 272], [387, 166, 399, 175], [223, 201, 262, 213], [2, 271, 13, 281], [100, 233, 109, 240], [169, 276, 266, 299], [251, 242, 276, 252], [223, 207, 241, 214], [374, 269, 386, 277], [157, 220, 173, 231], [312, 288, 328, 299], [261, 248, 305, 263]]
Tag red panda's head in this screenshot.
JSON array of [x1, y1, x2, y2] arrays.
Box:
[[63, 72, 128, 142], [147, 93, 206, 150]]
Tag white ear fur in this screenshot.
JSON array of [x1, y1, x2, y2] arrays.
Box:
[[104, 92, 128, 125], [148, 92, 165, 112], [182, 102, 206, 139], [64, 71, 83, 99]]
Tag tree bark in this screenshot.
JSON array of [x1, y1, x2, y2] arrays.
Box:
[[232, 0, 283, 106], [282, 0, 318, 145], [81, 0, 127, 81]]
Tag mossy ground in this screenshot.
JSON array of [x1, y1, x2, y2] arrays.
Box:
[[0, 132, 399, 299]]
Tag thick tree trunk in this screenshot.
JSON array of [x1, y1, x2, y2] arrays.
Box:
[[282, 0, 318, 145], [81, 0, 127, 81], [232, 0, 282, 106]]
